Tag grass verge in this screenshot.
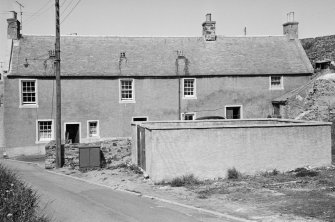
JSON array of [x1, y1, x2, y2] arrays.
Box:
[[0, 163, 51, 222], [186, 165, 335, 221]]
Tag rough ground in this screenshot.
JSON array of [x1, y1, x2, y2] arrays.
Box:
[[13, 145, 335, 222]]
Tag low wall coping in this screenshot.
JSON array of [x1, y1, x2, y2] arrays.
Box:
[[77, 145, 101, 149], [132, 119, 332, 130]]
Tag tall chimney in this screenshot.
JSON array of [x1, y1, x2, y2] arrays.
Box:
[[7, 11, 21, 40], [202, 13, 216, 41], [283, 12, 298, 39]]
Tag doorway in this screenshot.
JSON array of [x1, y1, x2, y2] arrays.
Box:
[[65, 123, 80, 144], [137, 126, 146, 170], [225, 106, 242, 119]]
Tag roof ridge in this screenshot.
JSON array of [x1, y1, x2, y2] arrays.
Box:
[[21, 34, 287, 38]]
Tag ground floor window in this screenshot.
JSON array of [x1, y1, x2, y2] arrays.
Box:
[[181, 112, 196, 120], [88, 120, 99, 138], [37, 120, 53, 142], [225, 106, 242, 119]]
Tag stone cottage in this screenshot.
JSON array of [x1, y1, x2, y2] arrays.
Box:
[[2, 13, 313, 156]]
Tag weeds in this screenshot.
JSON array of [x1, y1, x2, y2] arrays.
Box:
[[170, 177, 184, 187], [108, 162, 127, 170], [294, 168, 319, 177], [261, 169, 280, 177], [0, 163, 51, 222], [128, 164, 143, 174], [227, 167, 241, 179], [107, 162, 143, 174], [159, 174, 202, 187]]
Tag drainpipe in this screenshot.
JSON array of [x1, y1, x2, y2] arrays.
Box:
[[176, 58, 181, 120], [178, 76, 181, 120]]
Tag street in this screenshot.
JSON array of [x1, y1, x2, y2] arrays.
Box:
[[0, 160, 244, 222]]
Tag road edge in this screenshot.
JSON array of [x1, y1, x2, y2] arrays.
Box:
[[3, 159, 254, 222]]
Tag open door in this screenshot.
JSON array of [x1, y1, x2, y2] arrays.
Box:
[[137, 126, 146, 170], [65, 123, 80, 143], [226, 106, 241, 119]]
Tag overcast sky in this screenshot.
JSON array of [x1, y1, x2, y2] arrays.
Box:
[[1, 0, 335, 67]]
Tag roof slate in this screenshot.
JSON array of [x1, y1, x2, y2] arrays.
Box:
[[9, 35, 314, 77]]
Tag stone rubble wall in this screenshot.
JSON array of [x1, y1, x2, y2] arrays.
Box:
[[45, 138, 131, 169], [285, 79, 335, 121]]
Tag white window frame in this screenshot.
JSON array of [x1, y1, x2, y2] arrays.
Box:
[[119, 79, 135, 103], [181, 112, 196, 120], [87, 120, 100, 138], [19, 79, 38, 108], [36, 119, 54, 144], [182, 78, 197, 99], [64, 122, 81, 144], [269, 76, 284, 90], [132, 116, 148, 122], [224, 105, 243, 119]]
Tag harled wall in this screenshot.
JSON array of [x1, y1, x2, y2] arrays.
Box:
[[4, 75, 309, 156], [132, 120, 332, 182]]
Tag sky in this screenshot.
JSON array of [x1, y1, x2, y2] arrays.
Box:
[[1, 0, 335, 69]]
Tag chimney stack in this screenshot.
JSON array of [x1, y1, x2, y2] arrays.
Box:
[[202, 13, 216, 41], [283, 12, 299, 39], [7, 11, 21, 40]]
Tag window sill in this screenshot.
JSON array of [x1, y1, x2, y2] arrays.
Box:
[[20, 104, 39, 109], [119, 100, 136, 104], [35, 140, 52, 144], [88, 136, 100, 138], [183, 96, 197, 100], [269, 88, 284, 91]]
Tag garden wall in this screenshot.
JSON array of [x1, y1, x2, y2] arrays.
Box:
[[132, 119, 332, 182], [45, 139, 131, 169]]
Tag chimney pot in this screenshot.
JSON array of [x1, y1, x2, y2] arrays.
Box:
[[10, 11, 17, 20], [283, 12, 298, 39], [206, 13, 211, 22]]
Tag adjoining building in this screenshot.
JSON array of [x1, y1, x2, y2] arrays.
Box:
[[314, 59, 332, 70], [2, 13, 313, 156]]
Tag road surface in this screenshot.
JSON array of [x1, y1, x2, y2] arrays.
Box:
[[0, 160, 246, 222]]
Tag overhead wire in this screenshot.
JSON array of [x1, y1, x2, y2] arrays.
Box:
[[24, 0, 53, 24], [60, 0, 69, 7], [60, 0, 82, 24], [60, 0, 76, 14]]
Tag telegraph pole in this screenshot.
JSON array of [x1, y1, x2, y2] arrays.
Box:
[[55, 0, 62, 168], [15, 1, 24, 30]]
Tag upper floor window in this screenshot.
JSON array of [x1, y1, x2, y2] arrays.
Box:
[[270, 76, 283, 90], [88, 120, 99, 138], [20, 79, 38, 107], [119, 79, 135, 103], [183, 78, 196, 99]]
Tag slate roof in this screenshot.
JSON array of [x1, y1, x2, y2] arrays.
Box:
[[9, 34, 314, 77]]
